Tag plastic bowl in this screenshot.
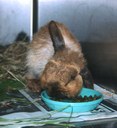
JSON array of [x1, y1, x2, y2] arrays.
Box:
[[41, 88, 103, 113]]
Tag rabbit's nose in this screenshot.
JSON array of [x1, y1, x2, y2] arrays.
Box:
[[47, 82, 60, 96], [47, 82, 68, 98]]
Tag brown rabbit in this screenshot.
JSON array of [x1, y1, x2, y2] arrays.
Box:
[[26, 21, 93, 98]]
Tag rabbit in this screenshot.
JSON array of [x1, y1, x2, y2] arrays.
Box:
[[26, 20, 93, 98]]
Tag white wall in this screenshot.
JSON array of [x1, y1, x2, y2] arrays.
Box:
[[38, 0, 117, 43], [0, 0, 32, 45], [1, 0, 117, 45]]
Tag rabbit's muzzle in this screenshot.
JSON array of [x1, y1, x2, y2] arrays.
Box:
[[41, 60, 83, 98]]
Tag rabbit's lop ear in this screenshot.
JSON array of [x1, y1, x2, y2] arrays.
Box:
[[48, 21, 65, 52]]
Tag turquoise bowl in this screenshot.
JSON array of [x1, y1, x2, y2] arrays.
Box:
[[41, 88, 103, 113]]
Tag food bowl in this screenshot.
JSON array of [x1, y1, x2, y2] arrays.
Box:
[[41, 88, 103, 113]]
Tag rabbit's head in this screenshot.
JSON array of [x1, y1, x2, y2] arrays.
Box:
[[40, 21, 84, 98], [41, 51, 83, 98]]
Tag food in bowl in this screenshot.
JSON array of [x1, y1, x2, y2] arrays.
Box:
[[41, 88, 103, 113], [51, 95, 102, 102]]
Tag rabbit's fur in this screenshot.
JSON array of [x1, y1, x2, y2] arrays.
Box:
[[26, 21, 93, 98]]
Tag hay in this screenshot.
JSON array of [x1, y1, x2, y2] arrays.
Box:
[[0, 41, 29, 81]]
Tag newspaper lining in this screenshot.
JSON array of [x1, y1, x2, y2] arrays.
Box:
[[0, 84, 117, 128]]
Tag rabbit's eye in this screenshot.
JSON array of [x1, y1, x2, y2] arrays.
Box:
[[71, 71, 77, 80], [71, 74, 76, 80]]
